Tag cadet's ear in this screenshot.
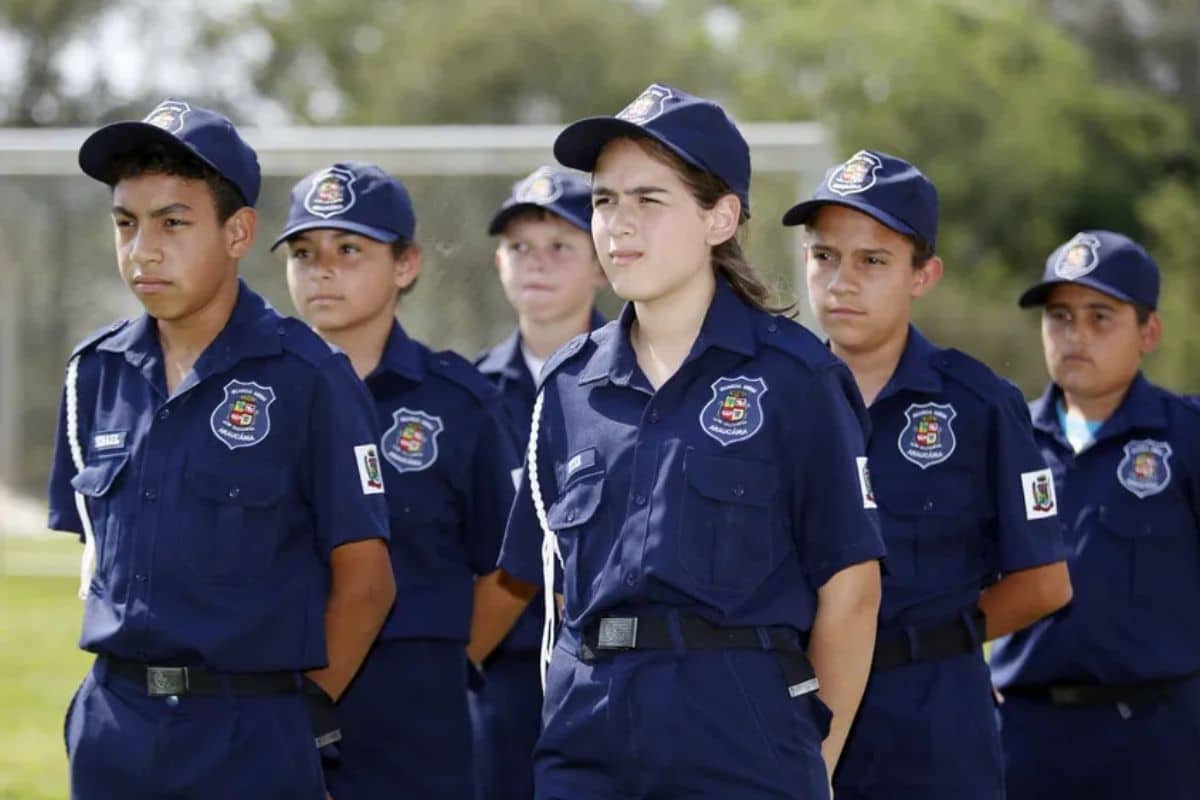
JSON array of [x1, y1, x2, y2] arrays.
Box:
[[395, 243, 422, 291], [911, 256, 943, 298], [1139, 310, 1162, 355], [705, 194, 741, 248], [224, 207, 258, 259]]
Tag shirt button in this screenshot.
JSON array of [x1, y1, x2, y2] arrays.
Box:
[[566, 511, 576, 523], [134, 573, 147, 582], [647, 408, 659, 423], [923, 499, 935, 512], [158, 408, 170, 421], [165, 695, 180, 707], [227, 487, 240, 499], [732, 485, 746, 497], [142, 489, 157, 501], [634, 494, 647, 507], [767, 322, 779, 333], [624, 572, 637, 587]]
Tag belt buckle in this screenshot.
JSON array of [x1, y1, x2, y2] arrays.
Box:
[[597, 617, 638, 650], [147, 667, 188, 696]]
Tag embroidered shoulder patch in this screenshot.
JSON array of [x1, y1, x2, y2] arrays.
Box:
[[381, 408, 444, 473], [1021, 468, 1058, 520], [897, 402, 957, 469], [699, 376, 768, 447], [1117, 439, 1172, 499], [210, 380, 276, 450], [354, 444, 385, 494]]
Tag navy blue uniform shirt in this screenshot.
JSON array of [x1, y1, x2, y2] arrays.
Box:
[[47, 282, 390, 672], [367, 321, 518, 643], [499, 278, 885, 633], [991, 375, 1200, 686], [867, 328, 1068, 631]]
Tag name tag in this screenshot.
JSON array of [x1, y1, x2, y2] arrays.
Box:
[[565, 448, 597, 480], [92, 430, 128, 455]]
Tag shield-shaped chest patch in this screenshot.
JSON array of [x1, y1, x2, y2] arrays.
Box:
[[699, 376, 768, 447], [210, 380, 276, 450], [898, 402, 957, 469], [381, 408, 444, 473], [1117, 439, 1172, 499]]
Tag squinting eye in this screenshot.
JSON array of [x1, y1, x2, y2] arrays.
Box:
[[592, 196, 612, 206]]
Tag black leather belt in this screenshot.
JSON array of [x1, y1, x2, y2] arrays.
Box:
[[102, 655, 303, 697], [580, 614, 818, 697], [1004, 672, 1200, 709], [873, 607, 987, 671]]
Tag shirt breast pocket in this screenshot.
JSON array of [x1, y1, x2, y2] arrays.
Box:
[[70, 455, 130, 582], [679, 450, 780, 594], [1097, 499, 1196, 602], [185, 466, 289, 585], [873, 468, 984, 580], [546, 470, 608, 603]]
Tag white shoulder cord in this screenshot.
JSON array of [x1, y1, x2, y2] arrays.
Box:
[[65, 356, 97, 600], [527, 389, 563, 690]]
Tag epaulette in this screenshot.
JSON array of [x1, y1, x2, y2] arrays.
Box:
[[70, 319, 131, 357], [538, 330, 594, 389], [932, 348, 1010, 402], [755, 314, 837, 373], [277, 317, 337, 366], [429, 349, 495, 403], [1175, 394, 1200, 418]]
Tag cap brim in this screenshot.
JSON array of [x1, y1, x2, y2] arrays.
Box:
[[487, 202, 590, 236], [554, 117, 708, 177], [271, 220, 401, 252], [1018, 278, 1145, 309], [79, 121, 216, 184], [781, 198, 921, 242]]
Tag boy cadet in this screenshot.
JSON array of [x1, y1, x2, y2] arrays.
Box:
[[786, 150, 1072, 799], [47, 99, 395, 800], [991, 230, 1200, 799], [468, 165, 605, 800]]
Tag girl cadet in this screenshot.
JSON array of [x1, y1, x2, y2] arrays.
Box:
[[784, 149, 1073, 800], [473, 84, 885, 800], [992, 231, 1200, 799], [468, 165, 606, 800], [275, 161, 520, 800]]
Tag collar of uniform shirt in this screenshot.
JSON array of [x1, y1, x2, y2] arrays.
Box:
[[577, 277, 755, 387], [870, 324, 944, 405], [365, 320, 424, 383], [1032, 373, 1168, 448]]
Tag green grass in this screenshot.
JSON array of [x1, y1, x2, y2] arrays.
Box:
[[0, 533, 91, 800]]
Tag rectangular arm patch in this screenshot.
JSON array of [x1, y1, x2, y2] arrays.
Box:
[[1020, 468, 1057, 520]]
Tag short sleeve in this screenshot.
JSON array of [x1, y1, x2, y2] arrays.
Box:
[[47, 380, 85, 537], [305, 354, 391, 556], [464, 398, 521, 575], [499, 386, 561, 586], [792, 364, 886, 587], [991, 384, 1069, 572]]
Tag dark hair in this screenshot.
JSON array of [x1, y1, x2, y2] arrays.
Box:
[[104, 142, 247, 223], [1133, 303, 1152, 325], [625, 136, 796, 316], [391, 237, 420, 299], [910, 235, 935, 269]]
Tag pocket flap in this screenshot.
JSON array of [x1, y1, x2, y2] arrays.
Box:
[[686, 453, 778, 507], [70, 455, 129, 497], [546, 474, 605, 530], [1098, 502, 1157, 537], [872, 467, 976, 517], [186, 467, 287, 507]]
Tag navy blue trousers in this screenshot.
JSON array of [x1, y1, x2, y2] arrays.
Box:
[[324, 638, 473, 800], [534, 627, 831, 800], [66, 659, 324, 800], [1000, 675, 1200, 799], [469, 649, 541, 800]]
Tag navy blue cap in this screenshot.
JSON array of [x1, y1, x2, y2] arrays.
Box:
[[79, 98, 261, 207], [272, 161, 416, 251], [781, 150, 938, 249], [553, 83, 752, 215], [488, 166, 592, 235], [1018, 230, 1160, 310]]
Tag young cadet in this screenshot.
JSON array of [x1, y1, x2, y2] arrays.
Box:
[[990, 231, 1200, 799], [784, 150, 1072, 800], [276, 161, 519, 800], [47, 100, 395, 800], [468, 165, 605, 800], [473, 84, 885, 800]]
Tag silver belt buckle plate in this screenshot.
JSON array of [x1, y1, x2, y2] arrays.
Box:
[[597, 617, 638, 649], [147, 666, 188, 696]]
